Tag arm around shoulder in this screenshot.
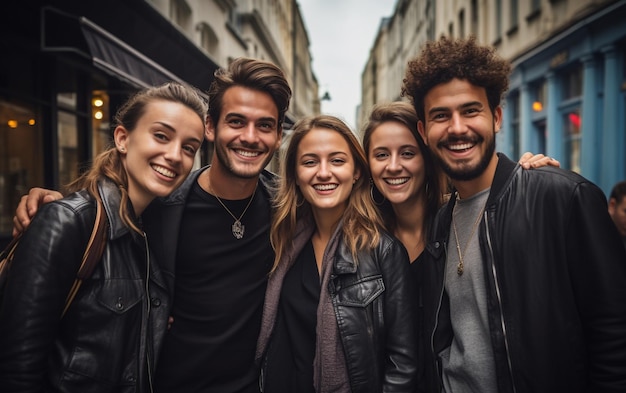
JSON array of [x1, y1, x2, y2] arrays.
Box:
[[12, 187, 64, 236]]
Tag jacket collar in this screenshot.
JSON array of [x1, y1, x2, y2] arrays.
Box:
[[485, 153, 518, 207], [97, 178, 131, 240], [427, 153, 518, 258], [334, 242, 357, 275]]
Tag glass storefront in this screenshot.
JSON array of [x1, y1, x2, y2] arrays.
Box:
[[0, 99, 44, 235]]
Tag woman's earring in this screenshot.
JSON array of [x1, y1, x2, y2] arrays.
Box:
[[370, 179, 385, 206]]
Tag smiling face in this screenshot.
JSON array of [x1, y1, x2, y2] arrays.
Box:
[[418, 78, 501, 194], [368, 121, 426, 208], [207, 85, 281, 181], [115, 99, 205, 213], [296, 127, 359, 217]]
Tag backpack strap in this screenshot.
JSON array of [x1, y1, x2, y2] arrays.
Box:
[[62, 197, 108, 316]]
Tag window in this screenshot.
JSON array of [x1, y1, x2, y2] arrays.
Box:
[[509, 0, 518, 33], [564, 108, 582, 173], [171, 0, 192, 32], [459, 9, 465, 38], [198, 23, 218, 55], [531, 0, 541, 13], [495, 0, 502, 40], [532, 80, 547, 113], [57, 107, 79, 188], [471, 0, 479, 36], [91, 90, 110, 158], [0, 99, 43, 235], [563, 65, 583, 100], [509, 93, 521, 160]]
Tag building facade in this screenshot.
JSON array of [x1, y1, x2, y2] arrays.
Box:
[[360, 0, 626, 196], [358, 0, 435, 129], [0, 0, 319, 244]]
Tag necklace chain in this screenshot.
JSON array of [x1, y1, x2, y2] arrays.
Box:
[[452, 193, 485, 276], [208, 170, 257, 239]]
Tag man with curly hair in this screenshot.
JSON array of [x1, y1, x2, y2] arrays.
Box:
[[403, 36, 626, 393]]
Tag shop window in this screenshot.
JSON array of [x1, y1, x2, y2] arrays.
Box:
[[532, 80, 547, 113], [509, 93, 521, 160], [0, 99, 43, 236], [92, 90, 111, 156], [564, 108, 582, 173], [563, 65, 583, 100], [57, 109, 79, 189], [532, 118, 547, 156]]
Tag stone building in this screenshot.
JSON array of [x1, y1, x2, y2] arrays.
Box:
[[360, 0, 626, 195], [0, 0, 319, 243]]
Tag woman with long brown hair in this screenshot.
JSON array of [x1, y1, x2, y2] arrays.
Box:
[[0, 82, 207, 392], [256, 115, 417, 392]]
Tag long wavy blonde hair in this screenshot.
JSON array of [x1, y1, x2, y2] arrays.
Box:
[[270, 115, 385, 273]]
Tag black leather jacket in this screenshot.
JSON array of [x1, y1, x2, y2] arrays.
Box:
[[419, 154, 626, 393], [0, 179, 170, 393], [256, 218, 418, 392]]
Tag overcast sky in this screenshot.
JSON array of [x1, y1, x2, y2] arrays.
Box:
[[297, 0, 397, 131]]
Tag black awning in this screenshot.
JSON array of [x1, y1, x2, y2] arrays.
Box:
[[80, 17, 184, 88], [40, 6, 215, 91]]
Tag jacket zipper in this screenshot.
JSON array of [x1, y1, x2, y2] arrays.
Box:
[[143, 232, 154, 393], [431, 241, 447, 391], [484, 211, 516, 393]]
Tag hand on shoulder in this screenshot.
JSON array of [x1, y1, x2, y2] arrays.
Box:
[[12, 187, 63, 236], [519, 152, 560, 170]]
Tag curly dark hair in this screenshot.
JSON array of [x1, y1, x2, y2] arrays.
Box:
[[402, 36, 511, 122]]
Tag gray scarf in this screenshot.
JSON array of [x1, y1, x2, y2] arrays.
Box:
[[256, 216, 350, 392]]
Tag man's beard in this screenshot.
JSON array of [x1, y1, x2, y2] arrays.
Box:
[[215, 142, 271, 179], [435, 133, 495, 181]]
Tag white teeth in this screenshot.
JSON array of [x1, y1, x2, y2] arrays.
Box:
[[236, 149, 260, 157], [314, 184, 338, 191], [152, 165, 175, 178], [449, 143, 473, 151], [385, 178, 409, 185]]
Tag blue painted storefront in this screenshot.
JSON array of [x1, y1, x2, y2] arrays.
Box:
[[498, 0, 626, 196]]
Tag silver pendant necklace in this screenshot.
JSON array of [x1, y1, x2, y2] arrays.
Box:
[[207, 170, 258, 239], [213, 186, 257, 239]]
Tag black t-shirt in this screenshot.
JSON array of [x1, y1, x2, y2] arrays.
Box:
[[264, 239, 318, 393], [154, 180, 273, 393]]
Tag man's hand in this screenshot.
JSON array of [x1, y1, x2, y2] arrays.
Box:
[[519, 152, 560, 170], [12, 188, 63, 236]]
